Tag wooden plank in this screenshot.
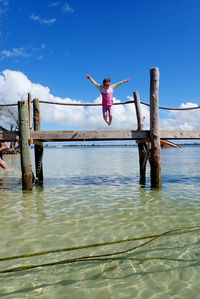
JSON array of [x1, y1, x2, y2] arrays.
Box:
[[2, 129, 200, 142], [0, 131, 19, 141], [29, 130, 150, 141], [160, 130, 200, 139]]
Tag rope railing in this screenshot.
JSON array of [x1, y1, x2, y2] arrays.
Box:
[[0, 103, 18, 107], [140, 100, 200, 111], [1, 99, 200, 110], [39, 100, 134, 106], [0, 100, 134, 107]]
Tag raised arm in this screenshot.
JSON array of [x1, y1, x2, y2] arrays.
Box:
[[111, 78, 130, 90], [0, 142, 8, 151], [86, 74, 101, 91]]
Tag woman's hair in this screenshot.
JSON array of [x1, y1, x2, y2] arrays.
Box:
[[103, 78, 111, 84]]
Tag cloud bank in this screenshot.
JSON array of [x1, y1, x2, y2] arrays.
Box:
[[0, 69, 199, 131]]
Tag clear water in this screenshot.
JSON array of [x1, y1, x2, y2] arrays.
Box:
[[0, 146, 200, 298]]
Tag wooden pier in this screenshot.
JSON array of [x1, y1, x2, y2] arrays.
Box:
[[1, 67, 200, 190], [2, 129, 200, 142]]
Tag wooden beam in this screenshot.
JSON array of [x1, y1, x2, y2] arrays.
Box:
[[28, 93, 32, 130], [33, 98, 43, 185], [2, 129, 200, 142], [18, 100, 33, 190], [134, 91, 148, 185], [29, 130, 150, 141], [150, 67, 162, 188], [0, 131, 19, 141], [1, 129, 200, 141], [159, 130, 200, 139]]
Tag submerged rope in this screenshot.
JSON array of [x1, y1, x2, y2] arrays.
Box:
[[0, 225, 199, 274]]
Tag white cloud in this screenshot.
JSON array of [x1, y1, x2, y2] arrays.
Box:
[[62, 3, 74, 13], [0, 45, 46, 61], [1, 48, 31, 59], [30, 14, 56, 25], [159, 102, 200, 130], [0, 69, 199, 131], [48, 2, 60, 7]]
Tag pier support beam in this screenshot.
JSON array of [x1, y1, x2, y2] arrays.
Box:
[[18, 100, 33, 190], [149, 67, 162, 188], [134, 91, 148, 185], [33, 98, 44, 185]]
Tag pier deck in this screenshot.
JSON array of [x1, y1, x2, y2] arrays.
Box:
[[1, 130, 200, 142]]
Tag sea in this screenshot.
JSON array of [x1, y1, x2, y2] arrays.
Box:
[[0, 144, 200, 299]]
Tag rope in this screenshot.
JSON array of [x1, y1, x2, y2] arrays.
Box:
[[0, 103, 18, 107], [0, 100, 134, 107], [0, 225, 199, 273], [140, 100, 200, 111], [39, 100, 134, 106], [1, 99, 200, 110]]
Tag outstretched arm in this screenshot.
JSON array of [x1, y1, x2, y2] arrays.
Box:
[[112, 78, 131, 90], [0, 142, 8, 151], [86, 74, 101, 91]]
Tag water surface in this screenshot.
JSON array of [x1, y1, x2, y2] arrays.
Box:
[[0, 146, 200, 298]]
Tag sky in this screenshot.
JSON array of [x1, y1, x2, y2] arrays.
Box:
[[1, 0, 200, 131]]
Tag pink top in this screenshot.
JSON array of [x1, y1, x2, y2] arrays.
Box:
[[100, 86, 114, 106], [88, 77, 128, 107]]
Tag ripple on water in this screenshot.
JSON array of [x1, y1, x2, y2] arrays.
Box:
[[1, 147, 200, 298]]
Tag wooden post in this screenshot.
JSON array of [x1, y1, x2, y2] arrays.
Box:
[[18, 100, 33, 190], [134, 91, 148, 185], [33, 98, 43, 185], [149, 67, 162, 188], [28, 93, 32, 130]]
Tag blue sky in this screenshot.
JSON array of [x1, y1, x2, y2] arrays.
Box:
[[1, 0, 200, 130]]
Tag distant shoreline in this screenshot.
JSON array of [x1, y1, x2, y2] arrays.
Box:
[[44, 143, 200, 148]]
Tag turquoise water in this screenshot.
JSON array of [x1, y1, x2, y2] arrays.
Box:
[[0, 146, 200, 298]]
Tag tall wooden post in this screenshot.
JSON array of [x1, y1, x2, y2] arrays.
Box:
[[33, 98, 43, 185], [134, 91, 148, 185], [18, 100, 33, 190], [28, 93, 32, 130], [149, 67, 162, 188]]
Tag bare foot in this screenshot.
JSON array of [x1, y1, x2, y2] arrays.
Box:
[[108, 121, 111, 126]]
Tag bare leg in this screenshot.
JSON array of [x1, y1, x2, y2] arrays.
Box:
[[108, 106, 112, 125], [102, 106, 109, 124], [0, 161, 8, 170]]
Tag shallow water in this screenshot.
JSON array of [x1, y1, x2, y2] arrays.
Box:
[[0, 146, 200, 298]]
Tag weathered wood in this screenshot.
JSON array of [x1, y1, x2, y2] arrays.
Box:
[[134, 91, 148, 184], [18, 100, 33, 190], [30, 130, 150, 141], [0, 131, 19, 141], [134, 92, 144, 130], [33, 99, 43, 185], [150, 67, 162, 188], [159, 130, 200, 139], [2, 130, 200, 142], [28, 93, 32, 130]]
